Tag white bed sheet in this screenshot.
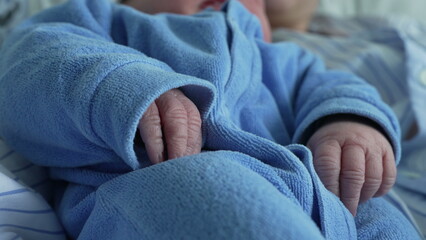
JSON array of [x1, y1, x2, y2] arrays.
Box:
[[318, 0, 426, 24]]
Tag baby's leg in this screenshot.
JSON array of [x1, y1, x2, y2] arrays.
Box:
[[355, 197, 421, 240], [60, 151, 324, 239]]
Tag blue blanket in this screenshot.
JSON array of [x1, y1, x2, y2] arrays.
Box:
[[0, 0, 420, 239]]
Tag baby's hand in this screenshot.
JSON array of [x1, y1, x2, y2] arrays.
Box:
[[138, 89, 202, 164], [306, 119, 396, 216]]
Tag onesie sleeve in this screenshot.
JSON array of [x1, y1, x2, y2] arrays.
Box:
[[259, 42, 401, 163], [0, 0, 215, 170]]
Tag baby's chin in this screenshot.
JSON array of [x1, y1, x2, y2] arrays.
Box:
[[266, 0, 304, 11], [199, 0, 226, 11]]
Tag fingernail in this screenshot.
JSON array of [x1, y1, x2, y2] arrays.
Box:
[[157, 152, 164, 163]]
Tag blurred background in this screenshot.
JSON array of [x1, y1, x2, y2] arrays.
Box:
[[318, 0, 426, 24], [2, 0, 426, 44]]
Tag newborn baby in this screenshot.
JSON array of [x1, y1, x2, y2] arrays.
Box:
[[127, 0, 396, 216]]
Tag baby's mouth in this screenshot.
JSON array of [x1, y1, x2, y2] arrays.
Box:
[[200, 0, 226, 10]]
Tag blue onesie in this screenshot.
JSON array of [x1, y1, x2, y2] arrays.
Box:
[[0, 0, 420, 239]]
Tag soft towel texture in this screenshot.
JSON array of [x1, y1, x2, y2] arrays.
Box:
[[0, 0, 420, 239]]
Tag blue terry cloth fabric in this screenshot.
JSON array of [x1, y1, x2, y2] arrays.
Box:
[[0, 0, 420, 239]]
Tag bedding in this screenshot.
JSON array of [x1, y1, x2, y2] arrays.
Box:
[[0, 139, 65, 240], [0, 0, 28, 45], [318, 0, 426, 24]]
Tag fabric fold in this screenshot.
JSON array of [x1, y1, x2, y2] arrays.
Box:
[[0, 0, 419, 239]]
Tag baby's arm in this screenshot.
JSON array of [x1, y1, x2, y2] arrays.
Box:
[[306, 116, 396, 216], [139, 89, 202, 164], [0, 1, 219, 170]]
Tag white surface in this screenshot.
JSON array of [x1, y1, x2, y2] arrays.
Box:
[[318, 0, 426, 24]]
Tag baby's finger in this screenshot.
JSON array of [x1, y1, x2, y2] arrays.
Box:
[[340, 145, 365, 216], [359, 151, 383, 203], [156, 90, 188, 160], [139, 102, 164, 164], [174, 90, 202, 155], [375, 151, 396, 197], [310, 139, 341, 197]]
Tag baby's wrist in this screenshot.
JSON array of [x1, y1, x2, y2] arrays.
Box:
[[304, 114, 390, 143]]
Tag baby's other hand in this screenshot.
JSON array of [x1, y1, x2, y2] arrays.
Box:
[[138, 89, 202, 164], [306, 119, 396, 216]]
